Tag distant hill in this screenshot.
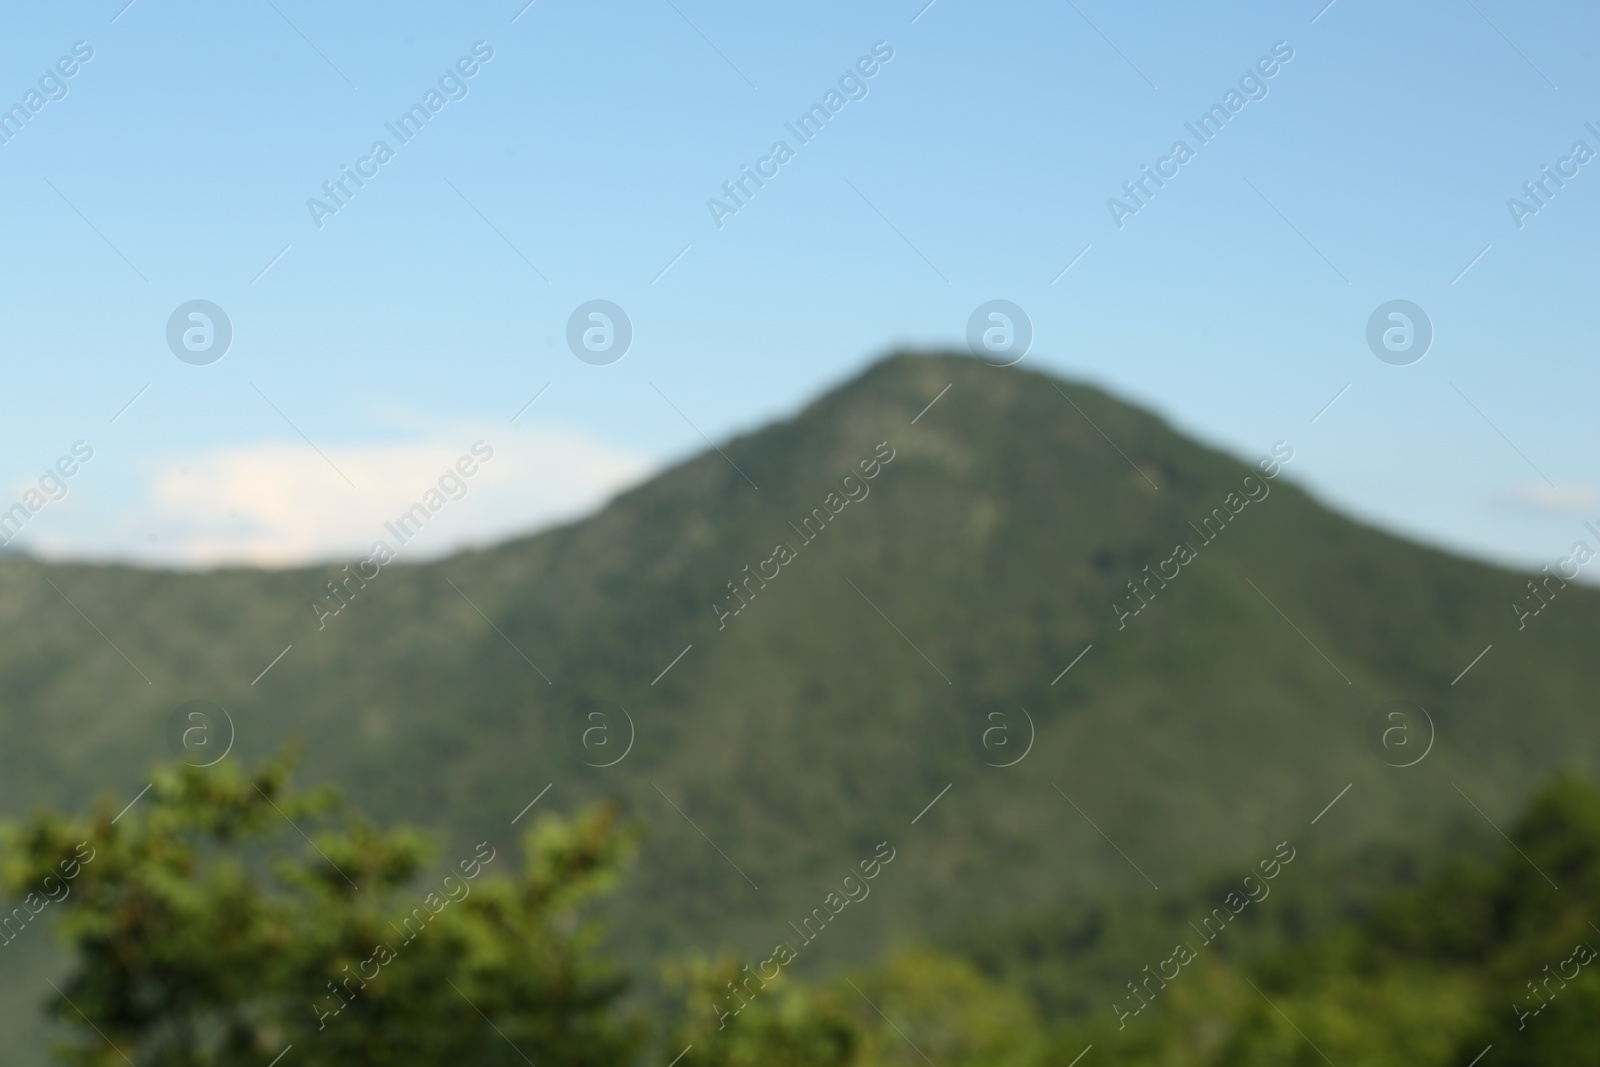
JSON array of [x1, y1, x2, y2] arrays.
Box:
[[2, 352, 1597, 1060]]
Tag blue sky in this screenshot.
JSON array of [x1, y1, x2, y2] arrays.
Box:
[[0, 0, 1595, 572]]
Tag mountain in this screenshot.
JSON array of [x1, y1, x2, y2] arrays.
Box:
[[2, 352, 1597, 1058]]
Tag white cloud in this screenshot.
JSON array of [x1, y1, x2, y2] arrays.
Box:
[[24, 422, 655, 569], [1503, 482, 1600, 517]]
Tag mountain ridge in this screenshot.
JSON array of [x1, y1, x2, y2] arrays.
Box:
[[1, 351, 1596, 1061]]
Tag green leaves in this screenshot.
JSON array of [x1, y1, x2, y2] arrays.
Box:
[[1, 750, 640, 1067], [11, 746, 1600, 1067]]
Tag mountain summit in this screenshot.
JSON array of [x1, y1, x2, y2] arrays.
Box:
[[2, 352, 1596, 1006]]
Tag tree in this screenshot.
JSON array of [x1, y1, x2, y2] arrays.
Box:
[[664, 948, 1041, 1067], [0, 750, 641, 1066]]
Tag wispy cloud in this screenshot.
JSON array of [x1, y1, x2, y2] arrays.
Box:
[[1502, 482, 1600, 517], [21, 423, 654, 569]]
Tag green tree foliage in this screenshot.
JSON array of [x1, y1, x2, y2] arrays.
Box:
[[666, 948, 1041, 1067], [1036, 775, 1600, 1067], [667, 954, 863, 1067], [8, 752, 1599, 1067], [0, 751, 641, 1066]]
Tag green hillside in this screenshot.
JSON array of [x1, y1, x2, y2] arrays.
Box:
[[2, 352, 1597, 1059]]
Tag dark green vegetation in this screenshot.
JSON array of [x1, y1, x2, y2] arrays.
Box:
[[1, 352, 1597, 1060], [1, 755, 639, 1065], [7, 756, 1599, 1064], [1029, 775, 1600, 1067]]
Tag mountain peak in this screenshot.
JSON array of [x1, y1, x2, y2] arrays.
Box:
[[0, 352, 1595, 1023]]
